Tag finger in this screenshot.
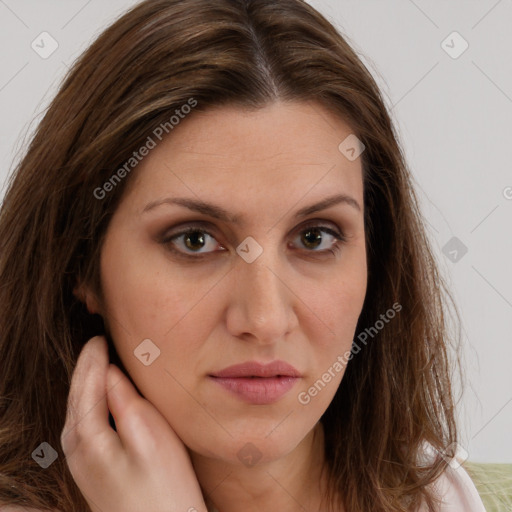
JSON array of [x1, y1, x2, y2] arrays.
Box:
[[107, 363, 166, 456], [106, 364, 143, 448], [61, 336, 119, 454]]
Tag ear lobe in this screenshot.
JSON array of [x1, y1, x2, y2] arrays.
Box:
[[73, 282, 101, 315]]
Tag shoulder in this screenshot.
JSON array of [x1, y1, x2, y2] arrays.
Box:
[[424, 463, 487, 511]]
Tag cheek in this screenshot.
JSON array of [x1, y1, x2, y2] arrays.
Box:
[[313, 258, 367, 351], [100, 240, 206, 342], [296, 258, 367, 401], [98, 237, 221, 393]]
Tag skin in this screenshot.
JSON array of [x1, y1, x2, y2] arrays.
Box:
[[76, 100, 367, 512]]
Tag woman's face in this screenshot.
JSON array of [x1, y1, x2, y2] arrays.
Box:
[[92, 100, 367, 465]]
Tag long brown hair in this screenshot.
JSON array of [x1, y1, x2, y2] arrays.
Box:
[[0, 0, 461, 510]]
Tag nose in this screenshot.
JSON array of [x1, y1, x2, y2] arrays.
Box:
[[225, 251, 298, 345]]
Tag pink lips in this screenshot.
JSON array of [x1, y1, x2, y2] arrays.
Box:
[[209, 361, 301, 405]]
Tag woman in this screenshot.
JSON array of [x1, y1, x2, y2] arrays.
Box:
[[0, 0, 486, 510]]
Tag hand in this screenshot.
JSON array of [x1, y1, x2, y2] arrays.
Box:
[[60, 335, 207, 512]]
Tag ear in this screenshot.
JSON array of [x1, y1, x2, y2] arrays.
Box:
[[73, 281, 101, 315]]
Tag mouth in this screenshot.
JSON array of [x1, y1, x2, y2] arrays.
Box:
[[210, 360, 302, 379], [209, 361, 302, 404]]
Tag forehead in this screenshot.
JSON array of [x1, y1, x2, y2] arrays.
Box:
[[122, 101, 364, 214]]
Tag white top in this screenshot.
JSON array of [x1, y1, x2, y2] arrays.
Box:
[[419, 463, 487, 511]]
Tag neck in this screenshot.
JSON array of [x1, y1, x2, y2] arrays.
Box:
[[190, 422, 336, 512]]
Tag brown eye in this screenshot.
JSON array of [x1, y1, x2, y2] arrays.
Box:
[[183, 230, 207, 251], [163, 227, 224, 257], [293, 225, 345, 254], [162, 222, 346, 260], [301, 227, 323, 250]]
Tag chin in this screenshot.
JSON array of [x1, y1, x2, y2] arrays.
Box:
[[190, 425, 313, 468]]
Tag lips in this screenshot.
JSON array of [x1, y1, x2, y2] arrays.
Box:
[[210, 360, 301, 379], [209, 361, 302, 405]]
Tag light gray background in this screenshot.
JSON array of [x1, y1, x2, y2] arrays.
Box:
[[0, 0, 510, 463]]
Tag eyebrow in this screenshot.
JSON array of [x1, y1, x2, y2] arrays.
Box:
[[142, 193, 361, 223]]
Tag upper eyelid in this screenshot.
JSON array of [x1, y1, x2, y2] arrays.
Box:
[[163, 218, 345, 241]]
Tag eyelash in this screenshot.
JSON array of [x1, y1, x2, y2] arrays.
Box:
[[161, 221, 347, 260]]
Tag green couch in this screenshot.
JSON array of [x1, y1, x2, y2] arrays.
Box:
[[464, 462, 512, 511]]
